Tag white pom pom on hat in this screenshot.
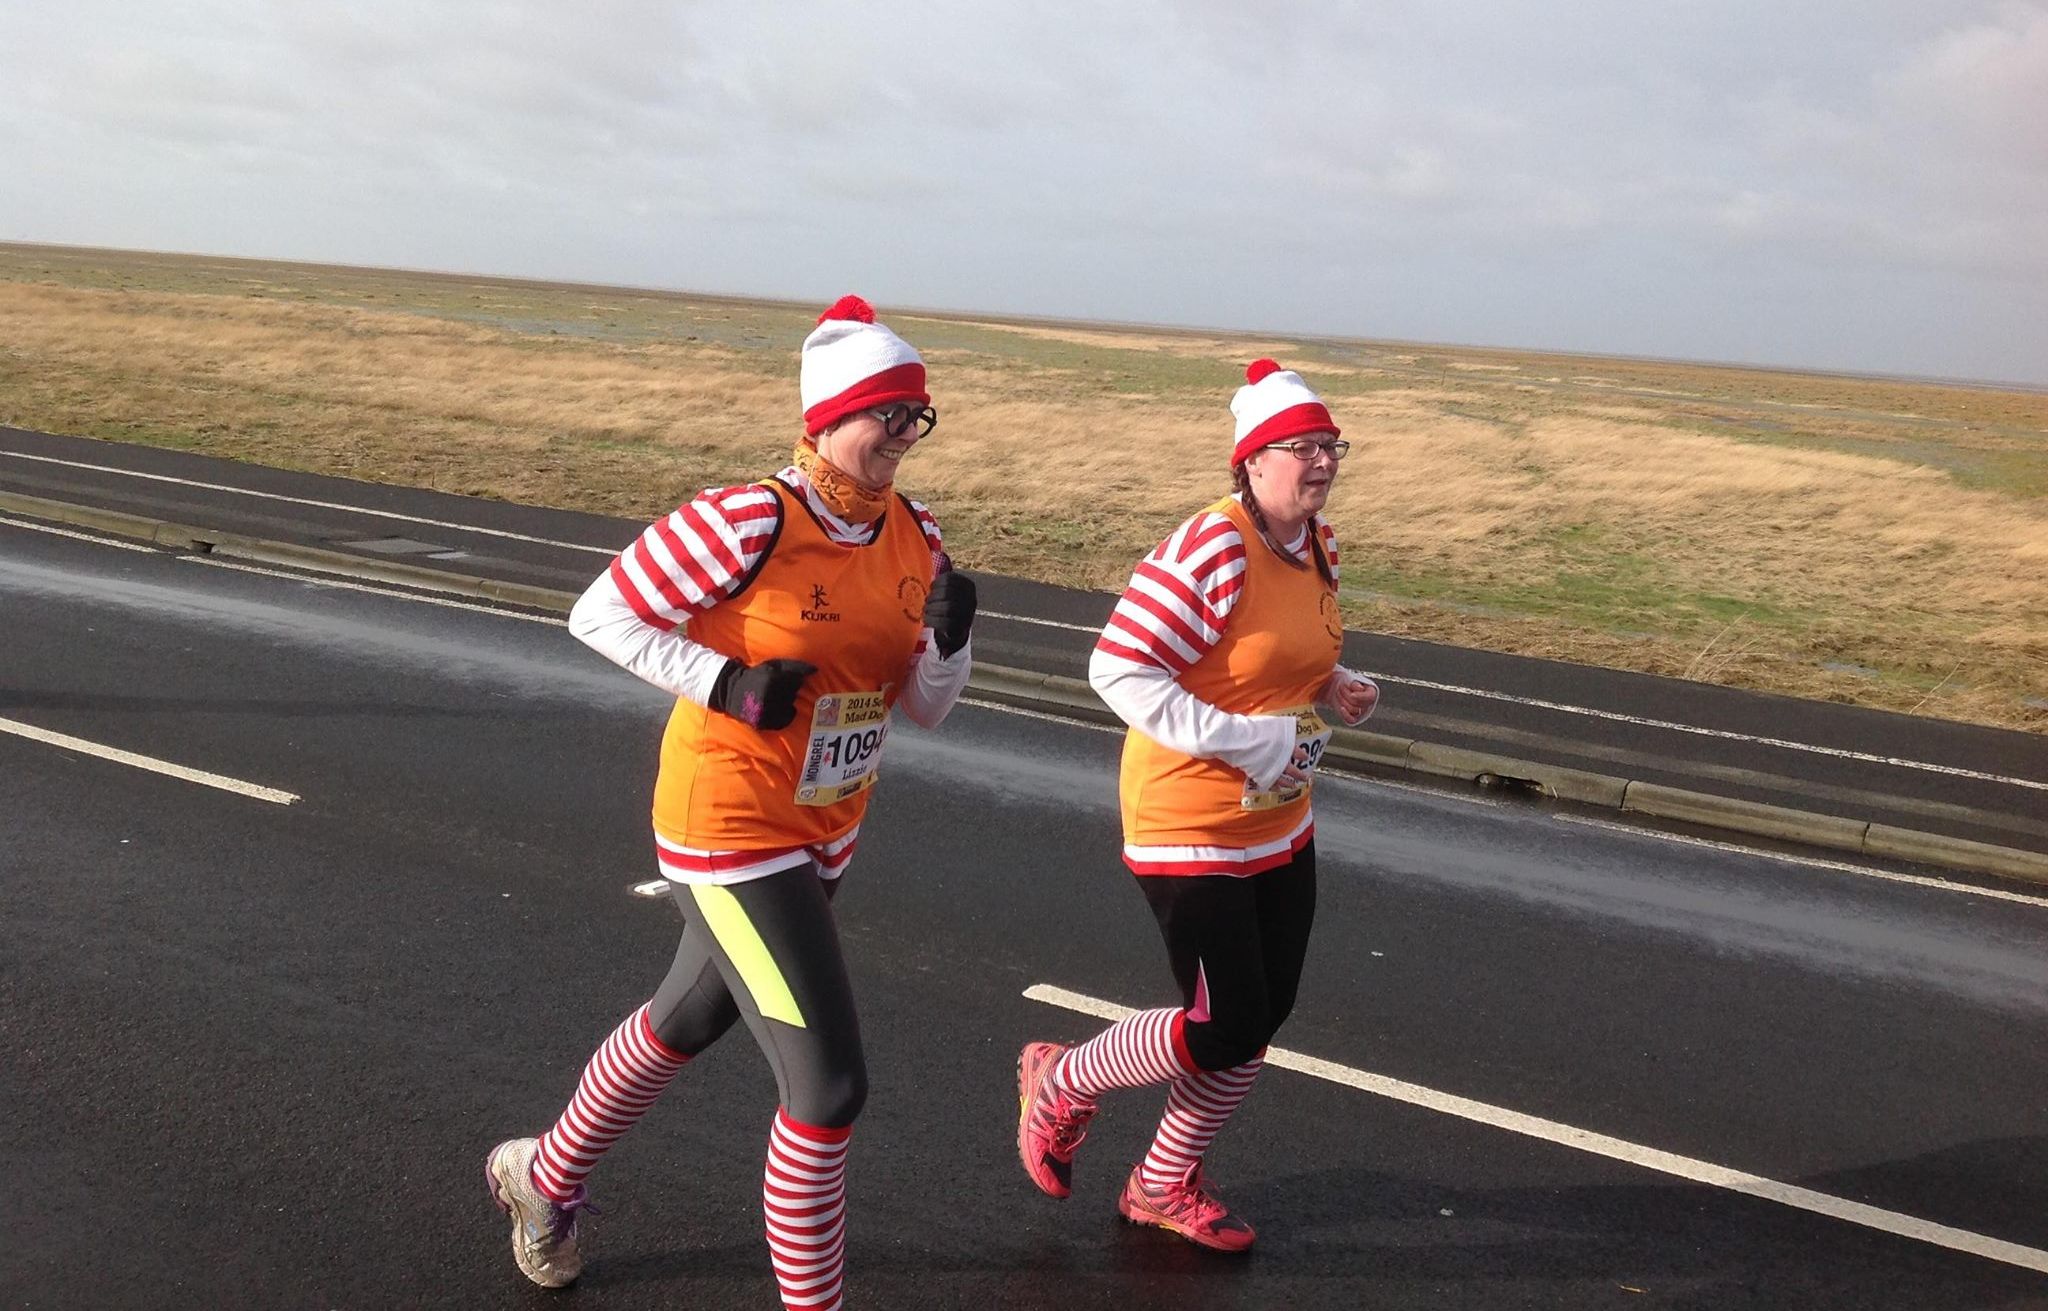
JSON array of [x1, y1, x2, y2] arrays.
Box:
[[1229, 358, 1338, 466], [799, 295, 929, 435]]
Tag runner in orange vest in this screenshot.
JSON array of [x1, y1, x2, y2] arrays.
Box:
[[1015, 360, 1378, 1251], [486, 297, 975, 1309]]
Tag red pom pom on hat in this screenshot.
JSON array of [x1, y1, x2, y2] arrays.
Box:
[[818, 294, 876, 325], [1229, 358, 1337, 466]]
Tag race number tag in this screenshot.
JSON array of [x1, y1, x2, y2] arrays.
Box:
[[795, 691, 890, 806], [1240, 706, 1333, 811]]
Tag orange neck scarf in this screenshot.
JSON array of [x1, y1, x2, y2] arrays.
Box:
[[793, 439, 891, 525]]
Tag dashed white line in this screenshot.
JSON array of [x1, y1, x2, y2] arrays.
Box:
[[1024, 983, 2048, 1276], [0, 715, 299, 805], [1, 450, 619, 554]]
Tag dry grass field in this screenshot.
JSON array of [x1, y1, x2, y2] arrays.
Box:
[[2, 242, 2044, 731]]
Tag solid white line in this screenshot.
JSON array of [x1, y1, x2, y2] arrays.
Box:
[[980, 608, 1100, 635], [1370, 672, 2048, 795], [1552, 812, 2048, 910], [957, 696, 1119, 735], [975, 608, 2047, 795], [20, 466, 2033, 794], [1023, 983, 2048, 1275], [0, 513, 162, 552], [0, 715, 299, 805], [0, 450, 618, 555], [177, 556, 567, 625]]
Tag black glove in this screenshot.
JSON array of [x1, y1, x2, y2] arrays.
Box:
[[709, 658, 817, 731], [924, 553, 976, 658]]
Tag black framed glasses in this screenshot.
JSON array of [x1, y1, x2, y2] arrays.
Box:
[[870, 404, 938, 439], [1264, 437, 1349, 461]]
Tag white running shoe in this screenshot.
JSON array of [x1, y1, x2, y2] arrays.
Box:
[[485, 1138, 592, 1288]]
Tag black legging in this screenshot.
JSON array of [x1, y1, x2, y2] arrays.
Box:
[[645, 865, 866, 1128], [1137, 841, 1318, 1072]]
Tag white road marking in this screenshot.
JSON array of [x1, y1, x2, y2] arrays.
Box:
[[0, 715, 299, 805], [1553, 812, 2048, 910], [981, 608, 1099, 635], [1372, 672, 2048, 795], [0, 450, 618, 554], [16, 464, 2039, 792], [631, 880, 671, 898], [958, 696, 1119, 735], [177, 556, 567, 625], [1024, 983, 2048, 1276], [16, 511, 2028, 902], [977, 608, 2047, 795], [0, 513, 162, 552]]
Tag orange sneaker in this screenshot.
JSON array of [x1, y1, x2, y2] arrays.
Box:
[[1016, 1041, 1097, 1199], [1116, 1163, 1256, 1252]]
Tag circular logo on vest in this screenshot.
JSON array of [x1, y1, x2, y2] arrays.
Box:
[[898, 574, 928, 623], [1319, 590, 1344, 640]]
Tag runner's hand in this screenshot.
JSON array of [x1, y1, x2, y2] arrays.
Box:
[[1324, 670, 1380, 725], [924, 552, 976, 658], [710, 658, 817, 731]]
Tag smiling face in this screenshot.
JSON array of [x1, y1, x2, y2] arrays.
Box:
[[815, 408, 923, 487], [1243, 435, 1341, 531]]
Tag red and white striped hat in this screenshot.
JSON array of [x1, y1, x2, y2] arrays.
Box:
[[799, 295, 928, 435], [1229, 358, 1339, 466]]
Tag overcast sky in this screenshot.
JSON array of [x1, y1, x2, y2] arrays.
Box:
[[4, 1, 2044, 384]]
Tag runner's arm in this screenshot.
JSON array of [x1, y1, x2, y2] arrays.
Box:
[[1087, 513, 1296, 788], [897, 500, 972, 729], [1304, 517, 1377, 724], [568, 485, 782, 704]]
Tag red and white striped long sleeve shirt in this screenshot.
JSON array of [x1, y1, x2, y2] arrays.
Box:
[[569, 467, 968, 727], [1088, 501, 1352, 791]]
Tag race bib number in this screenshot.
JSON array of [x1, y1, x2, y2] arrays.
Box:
[[795, 691, 891, 806], [1240, 707, 1332, 811]]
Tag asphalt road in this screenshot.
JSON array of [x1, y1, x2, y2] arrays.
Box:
[[5, 425, 2043, 857], [5, 517, 2048, 1309]]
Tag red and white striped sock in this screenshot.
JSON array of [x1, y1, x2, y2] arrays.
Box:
[[530, 1002, 690, 1203], [1050, 1007, 1195, 1101], [764, 1109, 851, 1311], [1137, 1054, 1265, 1189]]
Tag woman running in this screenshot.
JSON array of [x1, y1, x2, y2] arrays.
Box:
[[1015, 359, 1377, 1251], [487, 296, 976, 1309]]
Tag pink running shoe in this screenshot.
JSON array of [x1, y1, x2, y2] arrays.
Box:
[[1016, 1041, 1097, 1199], [1116, 1163, 1256, 1252]]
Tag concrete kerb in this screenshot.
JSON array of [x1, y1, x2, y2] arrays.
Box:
[[7, 486, 2047, 889]]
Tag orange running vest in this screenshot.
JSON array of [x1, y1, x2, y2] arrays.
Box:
[[1119, 496, 1344, 851], [651, 481, 933, 851]]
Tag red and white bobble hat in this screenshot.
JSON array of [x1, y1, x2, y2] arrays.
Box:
[[1228, 358, 1339, 466], [799, 295, 929, 436]]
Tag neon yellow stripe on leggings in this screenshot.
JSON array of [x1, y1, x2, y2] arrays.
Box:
[[688, 884, 807, 1029]]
